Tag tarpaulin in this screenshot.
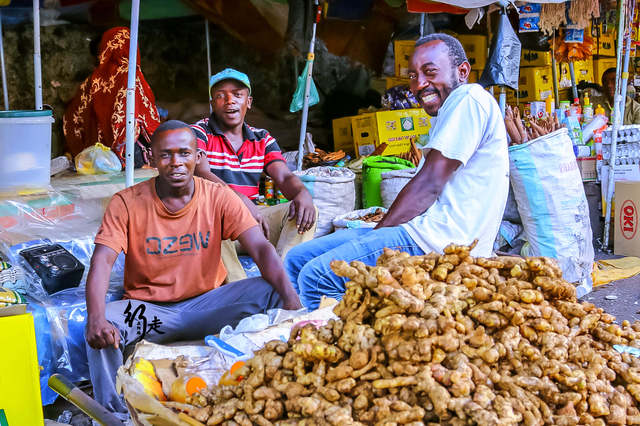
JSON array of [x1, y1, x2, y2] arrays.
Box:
[[417, 0, 565, 7]]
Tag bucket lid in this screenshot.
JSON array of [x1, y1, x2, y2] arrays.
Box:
[[0, 110, 53, 118]]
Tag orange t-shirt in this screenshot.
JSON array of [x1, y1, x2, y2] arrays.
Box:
[[95, 177, 257, 302]]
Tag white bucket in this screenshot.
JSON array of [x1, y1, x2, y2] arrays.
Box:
[[0, 110, 54, 193]]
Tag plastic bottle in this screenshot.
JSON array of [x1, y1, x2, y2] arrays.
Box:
[[560, 100, 571, 116], [169, 375, 207, 403], [583, 93, 594, 124], [595, 104, 605, 116], [545, 95, 555, 115], [264, 178, 275, 205]]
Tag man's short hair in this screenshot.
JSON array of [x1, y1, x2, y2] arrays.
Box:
[[151, 120, 196, 145], [602, 67, 617, 85], [415, 33, 469, 67]]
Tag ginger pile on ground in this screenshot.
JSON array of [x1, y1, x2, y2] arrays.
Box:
[[170, 242, 640, 425]]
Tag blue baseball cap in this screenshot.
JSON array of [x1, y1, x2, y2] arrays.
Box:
[[209, 68, 251, 95]]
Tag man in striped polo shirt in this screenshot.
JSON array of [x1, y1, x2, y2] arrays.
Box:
[[193, 68, 317, 282]]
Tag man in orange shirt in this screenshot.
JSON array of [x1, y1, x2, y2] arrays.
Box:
[[84, 120, 302, 418]]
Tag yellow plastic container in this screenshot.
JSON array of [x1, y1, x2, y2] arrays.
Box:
[[590, 24, 616, 57], [520, 49, 552, 67], [393, 40, 416, 77], [509, 66, 554, 102], [458, 34, 488, 70], [351, 109, 431, 157], [385, 76, 411, 89], [0, 313, 44, 426], [331, 116, 357, 154], [593, 57, 617, 85]]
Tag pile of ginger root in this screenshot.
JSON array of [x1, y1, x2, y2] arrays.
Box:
[[173, 241, 640, 425]]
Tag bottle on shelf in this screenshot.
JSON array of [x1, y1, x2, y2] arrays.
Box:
[[583, 93, 594, 124], [545, 95, 555, 116]]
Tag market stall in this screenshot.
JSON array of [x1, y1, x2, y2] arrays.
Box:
[[2, 0, 640, 423]]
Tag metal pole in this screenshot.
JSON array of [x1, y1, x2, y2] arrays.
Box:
[[568, 62, 578, 100], [617, 4, 634, 125], [33, 0, 42, 110], [205, 19, 212, 114], [296, 0, 319, 172], [0, 10, 9, 110], [125, 0, 140, 188], [551, 30, 559, 104], [420, 13, 425, 38], [602, 0, 628, 250], [499, 86, 506, 118]]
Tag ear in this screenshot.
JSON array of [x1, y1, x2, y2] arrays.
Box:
[[195, 148, 203, 166], [457, 61, 471, 83], [247, 96, 253, 110]]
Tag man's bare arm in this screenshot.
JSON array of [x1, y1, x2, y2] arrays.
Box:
[[85, 244, 121, 349]]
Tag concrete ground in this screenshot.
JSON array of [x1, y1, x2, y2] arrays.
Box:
[[584, 248, 640, 324]]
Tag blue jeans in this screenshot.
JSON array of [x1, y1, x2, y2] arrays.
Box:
[[284, 227, 424, 310]]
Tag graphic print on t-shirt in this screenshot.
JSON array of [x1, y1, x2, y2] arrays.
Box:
[[145, 231, 210, 256]]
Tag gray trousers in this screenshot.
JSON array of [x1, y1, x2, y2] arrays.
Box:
[[85, 277, 283, 416]]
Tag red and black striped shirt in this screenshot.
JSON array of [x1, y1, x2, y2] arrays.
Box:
[[191, 115, 285, 200]]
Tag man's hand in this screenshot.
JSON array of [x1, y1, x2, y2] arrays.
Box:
[[288, 191, 315, 234], [86, 316, 120, 350], [281, 291, 303, 310]]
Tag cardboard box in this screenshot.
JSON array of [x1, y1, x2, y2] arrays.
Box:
[[0, 313, 44, 426], [510, 66, 554, 102], [557, 60, 595, 88], [351, 109, 431, 157], [593, 57, 617, 85], [394, 40, 416, 77], [385, 76, 410, 89], [458, 34, 488, 70], [577, 157, 597, 182], [520, 49, 552, 67], [600, 163, 640, 215], [331, 116, 356, 154], [614, 181, 640, 255]]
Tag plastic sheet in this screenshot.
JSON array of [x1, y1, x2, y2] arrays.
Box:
[[479, 12, 521, 90], [0, 188, 124, 404]]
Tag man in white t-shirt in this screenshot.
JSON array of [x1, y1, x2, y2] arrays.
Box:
[[285, 33, 509, 309]]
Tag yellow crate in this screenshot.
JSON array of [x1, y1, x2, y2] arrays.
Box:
[[458, 34, 488, 70], [520, 49, 552, 67], [385, 76, 411, 89], [351, 109, 431, 157], [509, 67, 554, 102], [0, 313, 44, 426], [557, 60, 594, 89], [331, 116, 356, 155], [394, 40, 416, 78], [593, 57, 617, 85]]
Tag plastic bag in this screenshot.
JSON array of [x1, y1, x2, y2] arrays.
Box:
[[289, 61, 320, 113], [294, 167, 356, 237], [509, 128, 594, 296], [75, 143, 121, 175], [479, 12, 521, 90], [333, 207, 388, 230]]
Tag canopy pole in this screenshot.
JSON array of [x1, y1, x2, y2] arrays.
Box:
[[602, 0, 630, 250], [33, 0, 42, 110], [551, 30, 559, 104], [0, 10, 9, 110], [205, 19, 212, 114], [296, 0, 320, 172], [420, 13, 425, 37], [125, 0, 140, 188], [499, 86, 506, 118], [568, 62, 578, 100]]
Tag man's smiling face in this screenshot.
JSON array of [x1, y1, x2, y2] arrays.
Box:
[[210, 79, 252, 130], [408, 40, 469, 117]]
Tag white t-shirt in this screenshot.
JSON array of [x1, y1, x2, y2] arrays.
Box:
[[401, 83, 509, 257]]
